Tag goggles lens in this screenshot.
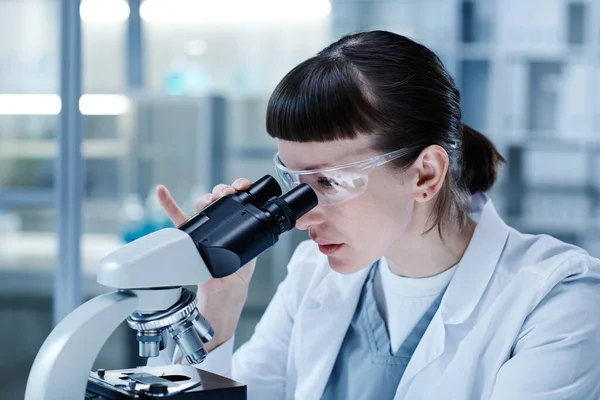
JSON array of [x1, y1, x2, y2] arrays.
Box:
[[273, 147, 412, 206], [274, 155, 372, 206]]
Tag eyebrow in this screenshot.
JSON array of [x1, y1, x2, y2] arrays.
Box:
[[278, 157, 331, 170], [300, 162, 333, 170], [280, 147, 372, 171]]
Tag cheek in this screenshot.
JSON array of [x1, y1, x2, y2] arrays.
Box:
[[358, 201, 410, 243], [370, 176, 415, 230], [325, 199, 409, 274], [335, 192, 412, 245]]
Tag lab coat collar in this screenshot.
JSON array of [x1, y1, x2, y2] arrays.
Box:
[[439, 192, 510, 325], [397, 193, 510, 392]]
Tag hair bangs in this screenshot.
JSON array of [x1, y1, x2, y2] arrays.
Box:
[[266, 57, 379, 142]]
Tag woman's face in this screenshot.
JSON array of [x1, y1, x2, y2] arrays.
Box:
[[277, 137, 420, 274]]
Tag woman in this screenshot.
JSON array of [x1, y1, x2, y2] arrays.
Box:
[[154, 31, 600, 399]]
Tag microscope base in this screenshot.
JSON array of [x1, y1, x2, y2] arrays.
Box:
[[85, 364, 246, 399]]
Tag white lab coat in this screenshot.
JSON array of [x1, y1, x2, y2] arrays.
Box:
[[164, 193, 600, 399]]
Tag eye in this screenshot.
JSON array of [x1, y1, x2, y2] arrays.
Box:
[[317, 176, 337, 189]]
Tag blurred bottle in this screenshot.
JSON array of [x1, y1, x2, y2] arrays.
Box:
[[183, 39, 212, 95], [183, 61, 213, 95], [164, 40, 213, 95], [164, 56, 187, 96], [119, 194, 146, 243]]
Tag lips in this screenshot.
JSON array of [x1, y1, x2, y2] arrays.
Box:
[[310, 234, 337, 246], [310, 234, 343, 255], [318, 243, 343, 255]]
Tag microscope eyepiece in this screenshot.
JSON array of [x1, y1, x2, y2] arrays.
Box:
[[236, 174, 282, 208], [263, 183, 317, 235], [279, 183, 318, 223]]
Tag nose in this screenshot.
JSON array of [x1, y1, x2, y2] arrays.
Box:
[[295, 205, 325, 231]]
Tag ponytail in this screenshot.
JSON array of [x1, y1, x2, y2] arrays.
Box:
[[460, 124, 505, 194]]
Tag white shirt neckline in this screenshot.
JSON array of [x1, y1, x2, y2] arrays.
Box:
[[378, 256, 458, 298]]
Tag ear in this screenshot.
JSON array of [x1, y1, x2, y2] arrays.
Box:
[[412, 145, 449, 202]]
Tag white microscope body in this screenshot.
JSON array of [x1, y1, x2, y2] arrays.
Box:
[[25, 228, 213, 399]]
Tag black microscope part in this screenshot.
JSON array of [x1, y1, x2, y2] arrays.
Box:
[[177, 175, 317, 279], [235, 174, 282, 208]]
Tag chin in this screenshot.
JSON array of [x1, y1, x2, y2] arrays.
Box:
[[327, 255, 367, 275]]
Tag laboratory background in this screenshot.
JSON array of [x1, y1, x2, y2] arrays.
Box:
[[1, 0, 599, 398]]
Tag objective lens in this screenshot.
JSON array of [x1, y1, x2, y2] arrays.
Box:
[[168, 315, 209, 364], [191, 310, 214, 343], [136, 330, 163, 358]]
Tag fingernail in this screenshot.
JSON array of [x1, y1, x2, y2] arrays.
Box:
[[204, 194, 214, 202], [233, 182, 242, 190], [221, 188, 232, 196]]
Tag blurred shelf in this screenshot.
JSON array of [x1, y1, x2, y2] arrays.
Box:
[[0, 189, 54, 207], [503, 134, 600, 149], [0, 139, 131, 159], [506, 215, 600, 233], [0, 268, 112, 298], [501, 44, 597, 61], [228, 147, 277, 159], [0, 231, 122, 274]]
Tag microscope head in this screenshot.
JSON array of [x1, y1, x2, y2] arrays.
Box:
[[97, 175, 317, 290], [97, 228, 212, 289]]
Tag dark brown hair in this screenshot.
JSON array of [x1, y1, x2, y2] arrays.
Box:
[[266, 30, 504, 234]]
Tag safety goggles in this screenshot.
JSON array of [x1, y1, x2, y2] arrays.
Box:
[[273, 148, 412, 206]]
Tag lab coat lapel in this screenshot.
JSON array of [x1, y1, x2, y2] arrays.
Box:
[[396, 302, 447, 394], [396, 193, 510, 397], [294, 263, 371, 400]]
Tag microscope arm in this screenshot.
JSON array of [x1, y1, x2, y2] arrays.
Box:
[[24, 288, 183, 400], [25, 291, 138, 400]]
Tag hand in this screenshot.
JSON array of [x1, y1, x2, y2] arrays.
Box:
[[157, 178, 257, 352]]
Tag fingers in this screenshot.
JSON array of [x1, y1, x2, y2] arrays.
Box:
[[232, 178, 251, 191], [157, 178, 252, 226], [194, 194, 218, 213], [194, 178, 252, 213], [156, 185, 190, 226], [212, 184, 236, 197]]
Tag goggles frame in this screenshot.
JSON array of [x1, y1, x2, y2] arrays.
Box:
[[273, 148, 413, 205]]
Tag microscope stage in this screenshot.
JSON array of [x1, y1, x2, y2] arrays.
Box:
[[85, 364, 246, 399]]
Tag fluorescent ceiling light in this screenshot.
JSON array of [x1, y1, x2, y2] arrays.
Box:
[[140, 0, 332, 23], [0, 94, 130, 116], [79, 95, 131, 115], [80, 0, 130, 22], [0, 95, 61, 115]]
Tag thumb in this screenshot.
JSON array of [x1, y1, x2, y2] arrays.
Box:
[[156, 185, 190, 226]]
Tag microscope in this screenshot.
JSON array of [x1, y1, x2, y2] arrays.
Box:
[[24, 175, 317, 400]]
